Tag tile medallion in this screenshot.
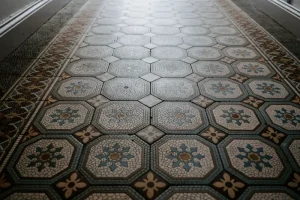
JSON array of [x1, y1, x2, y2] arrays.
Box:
[[233, 61, 275, 77], [207, 102, 264, 134], [109, 60, 150, 77], [101, 78, 150, 100], [7, 135, 82, 184], [92, 101, 150, 134], [75, 46, 113, 59], [260, 102, 300, 134], [65, 59, 109, 76], [151, 78, 199, 101], [223, 47, 261, 60], [152, 135, 222, 184], [219, 136, 291, 184], [152, 47, 187, 60], [199, 78, 247, 101], [52, 77, 103, 100], [151, 102, 208, 134], [151, 60, 192, 77], [282, 136, 300, 172], [79, 135, 149, 184], [192, 61, 234, 77], [113, 46, 150, 59], [188, 47, 224, 60], [34, 101, 93, 134]]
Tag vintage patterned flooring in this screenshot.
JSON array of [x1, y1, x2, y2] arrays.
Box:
[[0, 0, 300, 199]]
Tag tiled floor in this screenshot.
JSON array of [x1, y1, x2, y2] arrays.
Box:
[[0, 0, 300, 199]]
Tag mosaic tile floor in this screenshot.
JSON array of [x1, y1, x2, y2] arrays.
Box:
[[1, 0, 300, 199]]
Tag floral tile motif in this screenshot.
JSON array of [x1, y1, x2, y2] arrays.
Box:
[[152, 102, 208, 134], [282, 136, 300, 172], [92, 101, 150, 134], [192, 61, 234, 77], [156, 186, 226, 200], [200, 126, 227, 144], [151, 60, 192, 78], [260, 126, 286, 145], [188, 47, 224, 60], [136, 126, 165, 144], [151, 78, 199, 101], [7, 135, 82, 184], [52, 77, 103, 100], [65, 59, 109, 76], [199, 78, 247, 101], [260, 102, 300, 134], [233, 61, 275, 77], [245, 79, 293, 101], [230, 73, 248, 83], [191, 95, 214, 108], [87, 95, 110, 107], [207, 102, 264, 134], [108, 60, 150, 77], [216, 36, 248, 46], [74, 125, 101, 144], [223, 47, 261, 60], [101, 78, 150, 100], [242, 96, 264, 108], [152, 135, 222, 184], [133, 171, 167, 200], [219, 136, 291, 184], [34, 102, 93, 134], [287, 172, 300, 193], [79, 135, 149, 184]]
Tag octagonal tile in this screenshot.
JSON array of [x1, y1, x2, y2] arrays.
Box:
[[152, 19, 177, 26], [176, 13, 200, 19], [223, 47, 261, 60], [282, 136, 300, 172], [233, 61, 275, 77], [75, 46, 113, 59], [152, 47, 187, 60], [79, 135, 149, 184], [102, 78, 150, 100], [109, 60, 150, 77], [91, 25, 120, 34], [121, 26, 150, 34], [183, 36, 216, 47], [188, 47, 224, 60], [201, 12, 225, 19], [207, 103, 264, 134], [151, 60, 192, 77], [152, 78, 199, 101], [239, 187, 299, 200], [152, 12, 174, 18], [192, 61, 234, 77], [124, 18, 149, 25], [216, 36, 248, 46], [96, 18, 123, 25], [199, 78, 247, 101], [65, 59, 109, 76], [151, 35, 183, 46], [210, 27, 239, 35], [245, 79, 293, 101], [114, 46, 150, 59], [118, 35, 150, 46], [34, 102, 93, 134], [1, 186, 60, 200], [84, 35, 118, 45], [92, 101, 150, 134], [219, 136, 290, 184], [260, 103, 300, 134], [152, 135, 221, 184], [204, 19, 231, 26], [174, 6, 197, 13], [151, 102, 208, 134], [181, 26, 209, 35], [7, 135, 82, 184], [178, 19, 203, 26], [151, 26, 180, 35], [52, 77, 102, 100]]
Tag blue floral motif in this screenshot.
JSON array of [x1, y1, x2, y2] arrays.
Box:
[[203, 64, 224, 74], [235, 144, 273, 172], [210, 82, 235, 96], [274, 108, 300, 126], [220, 107, 250, 126], [256, 82, 280, 95], [95, 143, 135, 172], [50, 107, 80, 126], [166, 143, 205, 172], [167, 107, 195, 126], [242, 64, 264, 74], [65, 81, 92, 95], [106, 107, 134, 126]]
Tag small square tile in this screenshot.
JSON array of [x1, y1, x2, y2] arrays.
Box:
[[192, 95, 214, 108], [230, 74, 248, 83], [144, 33, 156, 37], [185, 73, 204, 82], [221, 57, 236, 64], [136, 126, 165, 143], [103, 56, 119, 63], [87, 95, 110, 107], [175, 33, 187, 37], [213, 44, 226, 49], [142, 57, 158, 64], [139, 95, 162, 107], [141, 73, 160, 82], [117, 23, 127, 27], [178, 44, 192, 49], [97, 72, 115, 82], [144, 43, 157, 49], [109, 43, 123, 48], [181, 57, 197, 64]]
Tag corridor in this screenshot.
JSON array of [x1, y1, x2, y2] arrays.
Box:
[[0, 0, 300, 199]]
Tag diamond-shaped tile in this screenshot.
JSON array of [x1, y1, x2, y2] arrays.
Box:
[[87, 95, 110, 107], [192, 95, 214, 108], [143, 43, 157, 49], [213, 44, 226, 49], [185, 73, 204, 82], [103, 56, 119, 63], [142, 57, 158, 64], [181, 57, 197, 64], [141, 73, 160, 82], [108, 43, 123, 48], [221, 57, 236, 64], [139, 95, 162, 107], [144, 33, 156, 37], [136, 126, 165, 143], [97, 72, 115, 82], [178, 44, 192, 49]]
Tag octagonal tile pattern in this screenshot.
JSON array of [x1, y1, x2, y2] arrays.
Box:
[[219, 136, 291, 184], [113, 46, 150, 59], [210, 26, 240, 35], [282, 136, 300, 172], [91, 25, 120, 34], [84, 35, 118, 46], [216, 35, 249, 46], [151, 102, 208, 134], [151, 26, 180, 35], [199, 78, 247, 101], [101, 78, 150, 100], [75, 46, 113, 59], [118, 35, 150, 46], [239, 187, 299, 200], [65, 59, 109, 76], [233, 61, 275, 77], [92, 101, 150, 134], [152, 47, 187, 60], [151, 35, 183, 46], [121, 26, 150, 34], [108, 60, 150, 77], [152, 135, 222, 184], [181, 26, 209, 35], [151, 60, 192, 77], [207, 103, 264, 134], [183, 36, 217, 47], [223, 47, 261, 60], [7, 135, 82, 184], [192, 61, 234, 77], [188, 47, 224, 60], [34, 101, 93, 134], [152, 78, 199, 101], [79, 135, 149, 184]]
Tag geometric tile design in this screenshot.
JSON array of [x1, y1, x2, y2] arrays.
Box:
[[204, 19, 231, 26], [210, 26, 240, 35], [188, 47, 224, 60], [121, 26, 150, 34], [207, 103, 264, 134], [151, 60, 192, 77], [151, 26, 180, 35], [216, 36, 248, 46], [75, 46, 113, 59], [113, 46, 150, 59], [152, 78, 199, 101], [79, 135, 149, 184], [183, 36, 217, 46], [152, 135, 222, 184], [233, 61, 275, 77], [108, 60, 150, 77], [84, 35, 118, 46], [282, 136, 300, 172], [192, 61, 234, 77], [219, 136, 291, 184], [151, 35, 183, 46], [118, 35, 150, 46], [136, 126, 165, 144], [92, 101, 150, 134], [151, 102, 208, 134], [34, 101, 93, 134], [223, 47, 260, 60], [91, 26, 120, 34], [65, 59, 109, 76], [181, 26, 209, 35], [198, 78, 247, 101], [152, 47, 187, 60]]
